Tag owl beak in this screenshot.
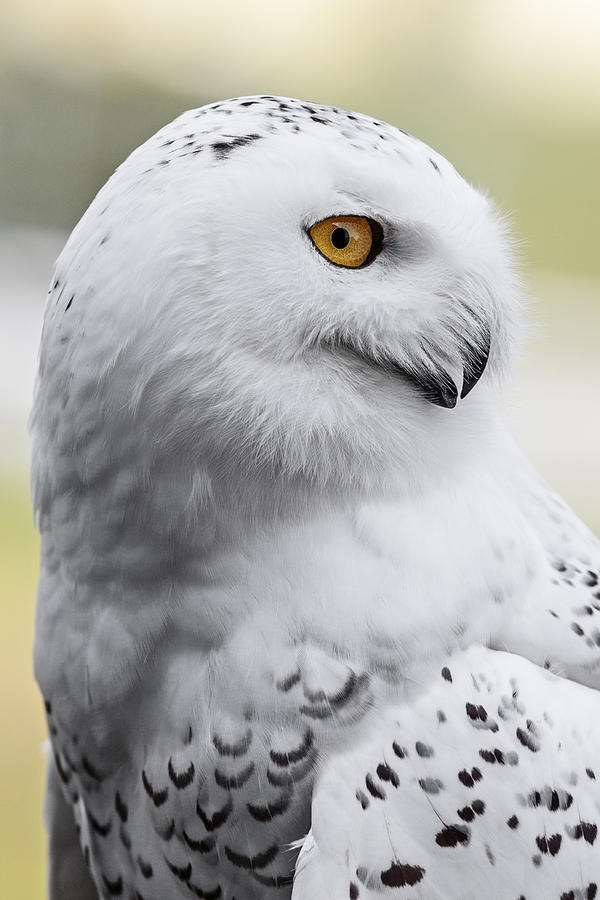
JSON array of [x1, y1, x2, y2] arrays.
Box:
[[398, 364, 459, 409], [459, 327, 491, 400], [399, 327, 491, 409], [321, 326, 490, 409]]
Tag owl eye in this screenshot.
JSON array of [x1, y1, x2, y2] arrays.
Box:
[[309, 215, 383, 268]]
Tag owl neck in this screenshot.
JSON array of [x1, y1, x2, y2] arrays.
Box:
[[34, 398, 511, 590]]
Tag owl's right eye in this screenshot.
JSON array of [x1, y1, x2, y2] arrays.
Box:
[[309, 215, 383, 268]]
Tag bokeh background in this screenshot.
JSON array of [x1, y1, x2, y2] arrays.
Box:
[[1, 0, 599, 895]]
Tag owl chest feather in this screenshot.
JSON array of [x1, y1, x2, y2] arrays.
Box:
[[37, 466, 544, 898]]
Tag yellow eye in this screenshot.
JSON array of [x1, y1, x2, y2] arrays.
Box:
[[309, 215, 382, 268]]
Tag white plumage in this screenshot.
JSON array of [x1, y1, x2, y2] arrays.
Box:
[[293, 647, 600, 900], [30, 96, 600, 899]]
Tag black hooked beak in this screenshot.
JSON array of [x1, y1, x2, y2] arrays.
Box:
[[322, 325, 491, 409], [387, 327, 491, 409]]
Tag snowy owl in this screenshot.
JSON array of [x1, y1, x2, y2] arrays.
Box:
[[31, 96, 600, 900]]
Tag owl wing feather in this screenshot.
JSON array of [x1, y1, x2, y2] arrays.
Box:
[[293, 644, 600, 900]]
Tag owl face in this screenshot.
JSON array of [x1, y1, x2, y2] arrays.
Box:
[[33, 97, 521, 501]]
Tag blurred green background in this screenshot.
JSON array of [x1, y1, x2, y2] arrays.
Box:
[[1, 0, 598, 895]]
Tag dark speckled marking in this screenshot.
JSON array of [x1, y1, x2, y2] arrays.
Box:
[[213, 728, 252, 757], [458, 805, 475, 822], [266, 753, 314, 787], [88, 811, 111, 837], [188, 883, 222, 900], [435, 824, 470, 847], [366, 773, 385, 800], [168, 758, 195, 789], [102, 873, 123, 896], [247, 791, 292, 822], [270, 729, 313, 766], [380, 861, 425, 887], [214, 761, 254, 789], [303, 669, 367, 708], [137, 856, 154, 878], [458, 767, 482, 787], [415, 741, 434, 758], [299, 702, 334, 720], [479, 749, 496, 764], [441, 666, 452, 682], [560, 887, 598, 900], [507, 814, 519, 829], [527, 786, 572, 811], [465, 702, 498, 731], [276, 669, 301, 692], [566, 822, 597, 844], [516, 724, 540, 752], [196, 795, 233, 831], [536, 833, 562, 855], [82, 755, 102, 781], [165, 858, 192, 882], [184, 829, 216, 853], [350, 883, 359, 899], [114, 791, 128, 822], [392, 742, 408, 758], [356, 788, 369, 810], [54, 752, 71, 785], [212, 134, 262, 160], [377, 762, 399, 787], [157, 818, 175, 841], [141, 770, 168, 807], [419, 777, 443, 795], [224, 843, 279, 870]]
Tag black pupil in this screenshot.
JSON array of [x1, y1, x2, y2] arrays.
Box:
[[331, 227, 350, 250]]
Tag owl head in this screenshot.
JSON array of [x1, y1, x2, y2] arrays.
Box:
[[31, 96, 521, 523]]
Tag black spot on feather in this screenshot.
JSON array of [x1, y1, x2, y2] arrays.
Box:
[[196, 795, 233, 831], [168, 758, 195, 789], [380, 861, 425, 887], [270, 730, 313, 767], [215, 763, 255, 789], [114, 792, 128, 822], [212, 134, 262, 161], [247, 791, 291, 821], [102, 874, 123, 896], [224, 843, 279, 870], [435, 824, 470, 847], [366, 773, 385, 799], [213, 728, 252, 757]]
